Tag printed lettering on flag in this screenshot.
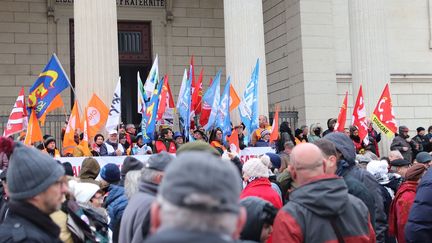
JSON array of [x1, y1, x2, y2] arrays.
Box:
[[86, 93, 109, 138], [372, 84, 397, 137], [352, 86, 369, 145], [106, 78, 122, 131]]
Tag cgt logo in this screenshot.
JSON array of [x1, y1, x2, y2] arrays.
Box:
[[87, 107, 100, 126]]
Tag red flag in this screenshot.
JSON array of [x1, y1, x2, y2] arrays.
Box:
[[372, 84, 397, 137], [227, 128, 240, 153], [335, 91, 348, 132], [191, 69, 203, 115], [24, 109, 43, 145], [188, 56, 196, 93], [270, 105, 279, 142], [229, 84, 240, 112], [352, 85, 369, 145], [199, 77, 213, 127], [3, 87, 27, 137]]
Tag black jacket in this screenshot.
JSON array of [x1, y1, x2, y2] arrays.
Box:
[[0, 200, 62, 243]]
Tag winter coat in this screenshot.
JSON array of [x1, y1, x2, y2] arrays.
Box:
[[102, 140, 126, 156], [388, 181, 418, 243], [390, 135, 413, 162], [119, 181, 158, 243], [154, 138, 177, 153], [254, 140, 270, 147], [405, 168, 432, 242], [272, 174, 375, 243], [367, 127, 381, 157], [240, 197, 278, 242], [307, 123, 322, 143], [144, 228, 238, 243], [104, 184, 128, 241], [240, 178, 282, 209], [0, 200, 63, 243]]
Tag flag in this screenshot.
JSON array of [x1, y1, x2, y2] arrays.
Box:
[[39, 95, 64, 126], [157, 76, 172, 120], [178, 72, 193, 138], [239, 59, 260, 134], [227, 128, 240, 153], [270, 105, 279, 142], [105, 78, 121, 131], [191, 68, 203, 115], [372, 84, 397, 137], [79, 108, 92, 156], [202, 71, 221, 131], [352, 85, 369, 145], [199, 77, 213, 127], [24, 109, 43, 146], [188, 56, 196, 90], [216, 77, 231, 138], [229, 83, 240, 112], [28, 54, 70, 119], [145, 76, 164, 138], [86, 93, 109, 138], [137, 71, 146, 114], [62, 101, 80, 154], [176, 69, 188, 110], [144, 55, 159, 101], [335, 91, 348, 132], [3, 87, 27, 137]]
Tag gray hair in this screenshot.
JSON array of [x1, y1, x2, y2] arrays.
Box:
[[156, 195, 238, 235], [284, 141, 295, 149], [124, 170, 142, 199], [141, 167, 164, 184]]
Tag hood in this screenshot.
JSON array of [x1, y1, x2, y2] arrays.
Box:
[[139, 180, 158, 195], [309, 123, 322, 136], [79, 157, 100, 180], [290, 175, 348, 217], [68, 180, 100, 204], [240, 197, 277, 242], [324, 132, 356, 165]]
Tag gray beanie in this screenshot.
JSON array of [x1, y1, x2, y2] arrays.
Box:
[[7, 143, 65, 200]]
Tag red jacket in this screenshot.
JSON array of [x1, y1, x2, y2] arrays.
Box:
[[155, 139, 177, 153], [240, 178, 282, 209], [388, 181, 418, 243]]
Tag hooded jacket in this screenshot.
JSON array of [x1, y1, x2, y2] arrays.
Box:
[[405, 168, 432, 242], [308, 123, 322, 143], [240, 197, 277, 242], [272, 174, 375, 243], [79, 157, 101, 186]]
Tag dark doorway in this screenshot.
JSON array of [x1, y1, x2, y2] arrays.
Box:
[[69, 20, 153, 125]]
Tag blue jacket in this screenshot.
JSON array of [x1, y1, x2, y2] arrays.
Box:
[[104, 185, 128, 231], [405, 168, 432, 242]]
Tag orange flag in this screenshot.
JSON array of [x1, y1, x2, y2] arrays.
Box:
[[79, 108, 92, 156], [86, 93, 109, 139], [372, 84, 397, 137], [40, 95, 64, 126], [270, 105, 279, 142], [227, 128, 240, 153], [24, 109, 43, 146], [229, 84, 240, 112], [335, 91, 348, 132], [62, 101, 80, 155]]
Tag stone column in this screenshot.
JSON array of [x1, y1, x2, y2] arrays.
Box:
[[224, 0, 268, 124], [348, 0, 391, 155], [74, 0, 119, 111]]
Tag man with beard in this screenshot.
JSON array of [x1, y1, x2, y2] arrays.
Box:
[[391, 126, 414, 162], [0, 143, 67, 242]]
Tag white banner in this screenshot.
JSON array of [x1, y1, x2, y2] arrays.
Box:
[[58, 147, 275, 176]]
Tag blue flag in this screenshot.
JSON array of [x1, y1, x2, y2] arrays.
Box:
[[216, 77, 231, 139], [203, 71, 221, 131], [239, 59, 259, 134], [178, 68, 193, 139], [146, 76, 164, 139], [28, 54, 70, 119]]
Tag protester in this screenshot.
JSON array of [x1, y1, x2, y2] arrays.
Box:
[[255, 129, 271, 147], [0, 169, 9, 224], [0, 143, 67, 242], [144, 151, 245, 243], [294, 128, 307, 145], [62, 162, 74, 177], [240, 157, 282, 209], [91, 134, 105, 156], [235, 124, 247, 150], [366, 118, 382, 157], [278, 141, 294, 172], [130, 133, 152, 155], [425, 125, 432, 152], [405, 164, 432, 242], [119, 133, 130, 153], [388, 164, 426, 243], [272, 143, 375, 242], [193, 128, 207, 142], [120, 152, 174, 243], [209, 128, 226, 155], [119, 157, 144, 186], [349, 125, 365, 153], [307, 123, 322, 143], [388, 150, 404, 161], [124, 171, 141, 200], [325, 132, 387, 242], [322, 118, 337, 136], [100, 163, 121, 187], [239, 197, 278, 243], [173, 131, 184, 146], [389, 159, 410, 178], [390, 126, 414, 162], [101, 130, 126, 156], [72, 133, 92, 157], [125, 124, 137, 147], [356, 154, 371, 169], [78, 157, 101, 186], [276, 121, 295, 153], [251, 115, 272, 146], [43, 136, 61, 158], [412, 127, 427, 157], [414, 151, 432, 168], [154, 128, 177, 153]]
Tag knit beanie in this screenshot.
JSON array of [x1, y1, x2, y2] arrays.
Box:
[[243, 157, 271, 178], [7, 143, 65, 200], [121, 157, 143, 178], [405, 164, 426, 181], [100, 163, 121, 183]]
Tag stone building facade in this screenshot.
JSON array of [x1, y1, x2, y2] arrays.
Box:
[[1, 0, 432, 137]]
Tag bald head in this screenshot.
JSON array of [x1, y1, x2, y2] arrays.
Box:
[[290, 143, 325, 185]]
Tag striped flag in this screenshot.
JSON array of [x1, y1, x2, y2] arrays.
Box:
[[3, 87, 28, 137]]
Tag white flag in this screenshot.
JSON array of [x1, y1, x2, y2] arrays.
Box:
[[105, 77, 121, 131], [137, 71, 146, 114], [144, 55, 159, 100]]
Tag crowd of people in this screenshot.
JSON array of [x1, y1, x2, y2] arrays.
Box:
[[0, 115, 432, 242]]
